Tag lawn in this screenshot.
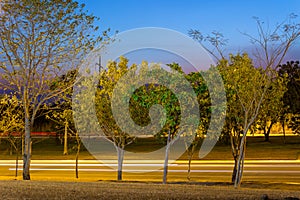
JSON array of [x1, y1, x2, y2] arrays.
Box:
[[0, 135, 299, 160]]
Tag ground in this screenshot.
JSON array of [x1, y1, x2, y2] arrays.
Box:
[[0, 180, 300, 200], [1, 135, 299, 160], [0, 136, 300, 199]]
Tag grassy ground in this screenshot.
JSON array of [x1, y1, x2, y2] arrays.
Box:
[[0, 180, 299, 200], [0, 136, 300, 199], [1, 135, 299, 160]]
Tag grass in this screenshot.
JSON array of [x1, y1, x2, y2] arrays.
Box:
[[1, 135, 299, 160], [0, 180, 299, 200], [0, 136, 300, 199]]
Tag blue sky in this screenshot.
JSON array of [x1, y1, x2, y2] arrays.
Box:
[[78, 0, 300, 67]]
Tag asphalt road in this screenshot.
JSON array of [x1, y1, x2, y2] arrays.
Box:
[[1, 159, 300, 183]]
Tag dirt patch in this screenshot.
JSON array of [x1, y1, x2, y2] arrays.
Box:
[[0, 180, 299, 200]]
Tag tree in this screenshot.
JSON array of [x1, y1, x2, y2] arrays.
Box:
[[0, 0, 102, 180], [95, 57, 136, 181], [256, 71, 287, 142], [278, 61, 300, 135], [218, 54, 268, 186], [190, 14, 300, 187], [128, 62, 199, 184], [188, 30, 228, 60], [233, 15, 300, 188], [0, 94, 24, 135], [47, 69, 78, 155], [0, 94, 24, 177], [94, 58, 199, 182], [46, 108, 74, 155], [184, 71, 211, 181]]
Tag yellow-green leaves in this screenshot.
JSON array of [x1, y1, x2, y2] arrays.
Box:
[[0, 94, 24, 134]]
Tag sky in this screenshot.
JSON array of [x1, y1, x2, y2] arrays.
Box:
[[77, 0, 300, 69]]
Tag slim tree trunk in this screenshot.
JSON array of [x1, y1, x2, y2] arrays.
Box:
[[21, 135, 24, 156], [15, 148, 19, 178], [63, 121, 68, 155], [75, 142, 80, 179], [23, 116, 31, 180], [187, 144, 196, 181], [264, 122, 274, 142], [163, 130, 171, 184], [234, 132, 247, 188], [10, 143, 13, 156], [117, 146, 124, 181], [239, 143, 246, 183], [231, 156, 238, 183], [230, 129, 239, 184], [282, 120, 286, 144]]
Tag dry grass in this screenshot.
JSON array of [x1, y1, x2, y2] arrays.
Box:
[[0, 180, 299, 200], [1, 136, 300, 160]]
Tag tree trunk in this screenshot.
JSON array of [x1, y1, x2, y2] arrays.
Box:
[[63, 121, 68, 155], [10, 143, 13, 156], [239, 146, 245, 183], [117, 146, 124, 181], [23, 116, 31, 180], [264, 131, 270, 142], [75, 142, 80, 179], [230, 129, 239, 184], [264, 122, 274, 142], [231, 156, 238, 183], [282, 119, 286, 144], [187, 144, 196, 181], [163, 130, 171, 184], [15, 148, 19, 178], [234, 133, 247, 188], [21, 135, 24, 156]]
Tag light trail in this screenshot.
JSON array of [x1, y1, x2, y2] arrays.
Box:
[[7, 168, 300, 173], [2, 159, 299, 174], [1, 159, 300, 163], [1, 163, 300, 168]]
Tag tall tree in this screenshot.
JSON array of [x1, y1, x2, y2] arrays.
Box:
[[95, 57, 136, 181], [278, 60, 300, 135], [190, 14, 300, 187], [0, 94, 24, 177], [184, 71, 211, 181], [256, 72, 287, 142], [0, 0, 102, 180], [47, 69, 78, 155], [218, 54, 267, 185]]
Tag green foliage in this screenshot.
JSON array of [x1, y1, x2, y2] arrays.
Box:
[[95, 58, 211, 146], [185, 71, 211, 138], [0, 94, 24, 134], [0, 0, 104, 124], [278, 60, 300, 134], [218, 54, 266, 135], [255, 70, 288, 140], [47, 69, 78, 135], [278, 61, 300, 114], [95, 56, 136, 147]]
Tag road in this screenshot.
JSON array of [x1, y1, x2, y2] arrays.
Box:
[[1, 159, 300, 183]]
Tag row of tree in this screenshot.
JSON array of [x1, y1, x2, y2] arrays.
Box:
[[0, 55, 299, 183], [0, 0, 299, 189]]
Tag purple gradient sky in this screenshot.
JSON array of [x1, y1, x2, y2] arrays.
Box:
[[78, 0, 300, 67]]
